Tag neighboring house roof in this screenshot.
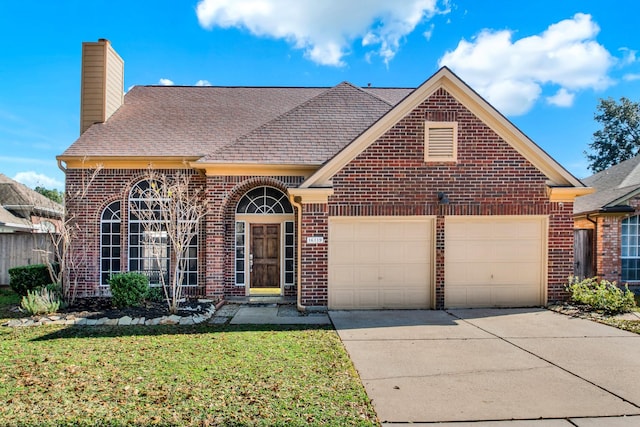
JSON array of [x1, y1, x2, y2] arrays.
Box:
[[0, 205, 32, 231], [574, 155, 640, 215], [61, 85, 411, 160], [0, 174, 64, 220]]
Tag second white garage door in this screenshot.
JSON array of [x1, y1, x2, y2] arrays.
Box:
[[445, 216, 547, 308], [328, 217, 434, 309]]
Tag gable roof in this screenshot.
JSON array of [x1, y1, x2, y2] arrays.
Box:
[[574, 155, 640, 215], [0, 174, 63, 219], [198, 82, 395, 165], [60, 85, 412, 162], [301, 67, 586, 189]]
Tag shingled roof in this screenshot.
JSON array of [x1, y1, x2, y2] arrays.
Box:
[[201, 82, 397, 165], [574, 155, 640, 215], [61, 84, 413, 162], [0, 174, 63, 218]]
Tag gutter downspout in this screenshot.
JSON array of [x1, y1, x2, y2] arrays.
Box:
[[289, 195, 307, 312]]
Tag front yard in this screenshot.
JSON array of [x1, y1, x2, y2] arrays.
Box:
[[0, 289, 377, 426]]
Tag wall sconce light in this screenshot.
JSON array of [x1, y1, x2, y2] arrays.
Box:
[[437, 192, 449, 204]]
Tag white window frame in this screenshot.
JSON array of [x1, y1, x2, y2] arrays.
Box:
[[100, 201, 121, 286], [622, 215, 640, 282]]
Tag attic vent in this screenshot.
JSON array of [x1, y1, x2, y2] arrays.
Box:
[[425, 121, 457, 162]]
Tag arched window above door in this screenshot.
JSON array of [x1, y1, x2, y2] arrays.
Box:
[[236, 186, 293, 214]]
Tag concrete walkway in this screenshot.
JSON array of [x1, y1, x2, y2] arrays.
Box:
[[330, 308, 640, 426], [224, 303, 330, 325]]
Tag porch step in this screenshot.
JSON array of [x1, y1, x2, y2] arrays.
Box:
[[225, 296, 296, 306]]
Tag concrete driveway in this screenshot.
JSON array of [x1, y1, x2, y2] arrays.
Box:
[[330, 309, 640, 426]]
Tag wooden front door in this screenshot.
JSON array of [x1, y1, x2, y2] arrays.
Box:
[[250, 224, 280, 288]]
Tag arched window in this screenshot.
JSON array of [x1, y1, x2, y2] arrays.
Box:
[[622, 215, 640, 282], [129, 180, 170, 286], [236, 186, 293, 214], [100, 201, 121, 285]]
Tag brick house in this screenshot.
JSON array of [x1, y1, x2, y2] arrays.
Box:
[[58, 39, 591, 310], [574, 155, 640, 287]]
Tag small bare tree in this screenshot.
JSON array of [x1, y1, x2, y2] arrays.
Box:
[[129, 170, 208, 314], [36, 163, 102, 305]]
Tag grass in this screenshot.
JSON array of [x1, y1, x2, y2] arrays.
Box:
[[0, 291, 378, 426], [0, 287, 21, 319]]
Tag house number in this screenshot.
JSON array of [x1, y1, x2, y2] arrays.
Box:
[[306, 236, 324, 244]]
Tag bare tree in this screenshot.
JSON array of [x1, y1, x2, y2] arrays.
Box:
[[37, 163, 103, 305], [129, 170, 208, 314]]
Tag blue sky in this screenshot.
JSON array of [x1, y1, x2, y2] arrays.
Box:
[[1, 0, 639, 190]]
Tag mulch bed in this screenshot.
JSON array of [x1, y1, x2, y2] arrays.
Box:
[[56, 297, 215, 320]]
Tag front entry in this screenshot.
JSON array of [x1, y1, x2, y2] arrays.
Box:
[[235, 186, 296, 296], [250, 223, 280, 292]]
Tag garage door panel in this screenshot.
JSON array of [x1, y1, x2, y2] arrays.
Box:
[[329, 217, 434, 309], [380, 242, 409, 263], [331, 222, 355, 240], [354, 266, 380, 286], [331, 242, 355, 263], [355, 245, 379, 263], [355, 222, 380, 240], [493, 241, 540, 261], [445, 216, 546, 308]]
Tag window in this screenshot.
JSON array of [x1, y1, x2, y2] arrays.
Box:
[[425, 121, 457, 162], [235, 221, 246, 286], [100, 201, 121, 285], [237, 186, 293, 214], [129, 180, 170, 286], [284, 220, 295, 286], [622, 215, 640, 281]]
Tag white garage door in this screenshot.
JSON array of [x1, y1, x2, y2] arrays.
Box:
[[328, 217, 434, 309], [445, 216, 547, 308]]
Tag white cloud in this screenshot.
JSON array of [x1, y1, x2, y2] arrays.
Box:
[[13, 171, 64, 190], [158, 78, 174, 86], [195, 79, 212, 86], [438, 13, 614, 115], [623, 73, 640, 81], [196, 0, 449, 66], [546, 88, 575, 107], [619, 47, 637, 65], [423, 23, 435, 41]]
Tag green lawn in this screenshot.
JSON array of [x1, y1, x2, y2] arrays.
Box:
[[0, 291, 378, 426]]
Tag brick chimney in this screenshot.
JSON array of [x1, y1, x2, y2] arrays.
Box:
[[79, 39, 124, 134]]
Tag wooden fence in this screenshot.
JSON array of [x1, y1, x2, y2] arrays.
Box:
[[0, 234, 55, 285], [573, 229, 593, 279]]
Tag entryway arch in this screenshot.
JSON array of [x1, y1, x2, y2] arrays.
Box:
[[234, 186, 295, 296]]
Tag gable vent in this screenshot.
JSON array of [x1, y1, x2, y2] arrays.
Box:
[[425, 121, 457, 162]]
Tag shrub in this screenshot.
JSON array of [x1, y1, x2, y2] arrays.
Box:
[[567, 276, 637, 314], [145, 286, 164, 302], [108, 273, 149, 308], [8, 263, 59, 296], [20, 287, 62, 315]]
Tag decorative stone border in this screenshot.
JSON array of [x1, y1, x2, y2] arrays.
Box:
[[2, 299, 219, 328]]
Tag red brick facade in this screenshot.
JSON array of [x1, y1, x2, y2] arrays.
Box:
[[574, 196, 640, 285], [66, 87, 577, 308], [301, 88, 574, 307]]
